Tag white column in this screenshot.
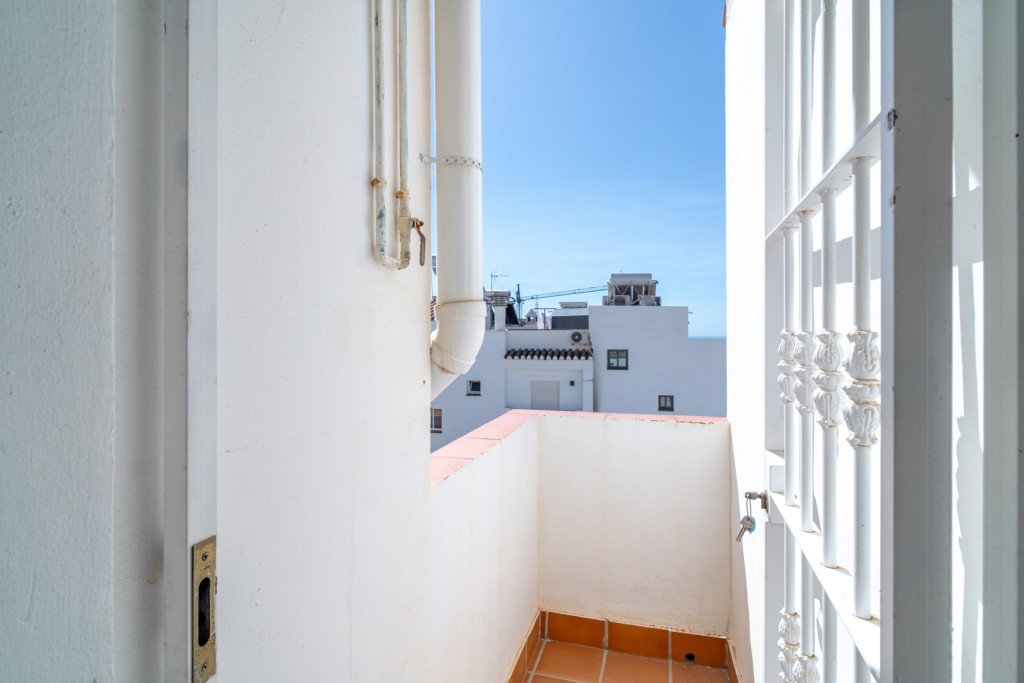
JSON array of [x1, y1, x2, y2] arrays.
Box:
[[880, 0, 953, 676], [780, 224, 800, 506], [844, 156, 879, 620], [784, 0, 799, 210], [796, 211, 816, 534], [814, 189, 842, 569], [794, 560, 820, 682], [814, 0, 841, 582], [800, 0, 814, 193], [822, 600, 837, 682], [853, 0, 871, 134], [821, 0, 836, 168], [982, 0, 1021, 677], [779, 531, 801, 683]]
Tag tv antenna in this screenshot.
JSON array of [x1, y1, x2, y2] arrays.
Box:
[[489, 271, 508, 290]]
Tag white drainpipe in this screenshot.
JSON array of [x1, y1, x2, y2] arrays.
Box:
[[430, 0, 485, 399]]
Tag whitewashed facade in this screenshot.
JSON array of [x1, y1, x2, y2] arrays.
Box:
[[2, 0, 1019, 681], [430, 294, 726, 450]]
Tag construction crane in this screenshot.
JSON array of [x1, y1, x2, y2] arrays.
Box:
[[514, 284, 606, 319]]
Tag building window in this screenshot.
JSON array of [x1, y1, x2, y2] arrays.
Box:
[[430, 407, 443, 433], [658, 395, 674, 412], [466, 380, 481, 396], [607, 349, 629, 370]]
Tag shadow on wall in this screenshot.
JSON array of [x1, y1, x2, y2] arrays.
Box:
[[727, 437, 754, 683]]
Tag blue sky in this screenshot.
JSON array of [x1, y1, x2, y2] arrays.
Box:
[[480, 1, 726, 337]]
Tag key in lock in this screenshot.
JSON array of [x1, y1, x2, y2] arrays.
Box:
[[735, 515, 756, 541]]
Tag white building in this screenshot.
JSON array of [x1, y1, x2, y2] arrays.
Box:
[[2, 1, 1020, 682], [430, 275, 726, 449]]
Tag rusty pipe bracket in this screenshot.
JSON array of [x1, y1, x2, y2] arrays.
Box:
[[413, 219, 426, 266]]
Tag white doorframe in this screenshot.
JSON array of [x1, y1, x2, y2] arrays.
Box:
[[164, 0, 219, 679], [981, 1, 1021, 677]]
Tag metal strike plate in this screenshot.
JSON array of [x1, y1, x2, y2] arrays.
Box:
[[192, 536, 216, 683]]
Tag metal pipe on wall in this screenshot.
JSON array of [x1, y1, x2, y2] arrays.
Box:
[[371, 0, 415, 269]]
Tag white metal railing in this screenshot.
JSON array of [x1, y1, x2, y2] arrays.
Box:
[[768, 0, 881, 680]]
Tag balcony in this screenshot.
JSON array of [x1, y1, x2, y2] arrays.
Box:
[[426, 410, 739, 681]]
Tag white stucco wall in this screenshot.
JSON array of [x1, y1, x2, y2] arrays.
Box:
[[724, 2, 768, 681], [590, 306, 726, 417], [505, 365, 588, 410], [1, 1, 169, 680], [0, 4, 116, 678], [536, 414, 733, 635], [431, 332, 508, 450], [425, 418, 540, 681], [215, 0, 434, 680]]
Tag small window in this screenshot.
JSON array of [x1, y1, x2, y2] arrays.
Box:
[[430, 407, 443, 433], [658, 395, 674, 412], [607, 349, 629, 370], [466, 380, 481, 396]]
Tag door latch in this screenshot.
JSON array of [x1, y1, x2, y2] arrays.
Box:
[[193, 536, 216, 683]]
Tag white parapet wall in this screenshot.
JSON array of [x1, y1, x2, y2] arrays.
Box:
[[426, 411, 733, 681], [536, 413, 732, 635]]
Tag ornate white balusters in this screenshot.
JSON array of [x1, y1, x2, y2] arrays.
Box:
[[779, 604, 801, 682], [779, 528, 802, 682], [779, 221, 801, 680], [815, 189, 842, 570], [796, 211, 816, 535], [812, 190, 841, 683]]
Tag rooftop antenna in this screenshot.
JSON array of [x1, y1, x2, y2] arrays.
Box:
[[489, 271, 508, 291]]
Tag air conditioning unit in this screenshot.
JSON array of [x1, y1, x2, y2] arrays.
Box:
[[639, 295, 657, 306], [611, 295, 628, 306], [570, 330, 591, 346]]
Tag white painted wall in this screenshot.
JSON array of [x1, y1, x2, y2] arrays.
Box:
[[590, 306, 726, 417], [425, 419, 540, 681], [428, 411, 734, 680], [215, 0, 434, 680], [1, 1, 170, 680], [430, 328, 595, 450], [434, 307, 725, 448], [431, 331, 508, 450], [950, 3, 986, 679], [537, 414, 733, 635], [506, 365, 587, 410], [724, 1, 767, 679]]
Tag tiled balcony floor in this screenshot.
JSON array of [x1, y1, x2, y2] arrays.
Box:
[[527, 640, 729, 683]]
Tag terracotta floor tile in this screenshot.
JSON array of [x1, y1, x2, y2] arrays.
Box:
[[670, 632, 727, 668], [607, 622, 669, 659], [533, 641, 604, 682], [547, 612, 605, 648], [671, 661, 731, 682], [530, 676, 571, 683], [602, 650, 669, 683]]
